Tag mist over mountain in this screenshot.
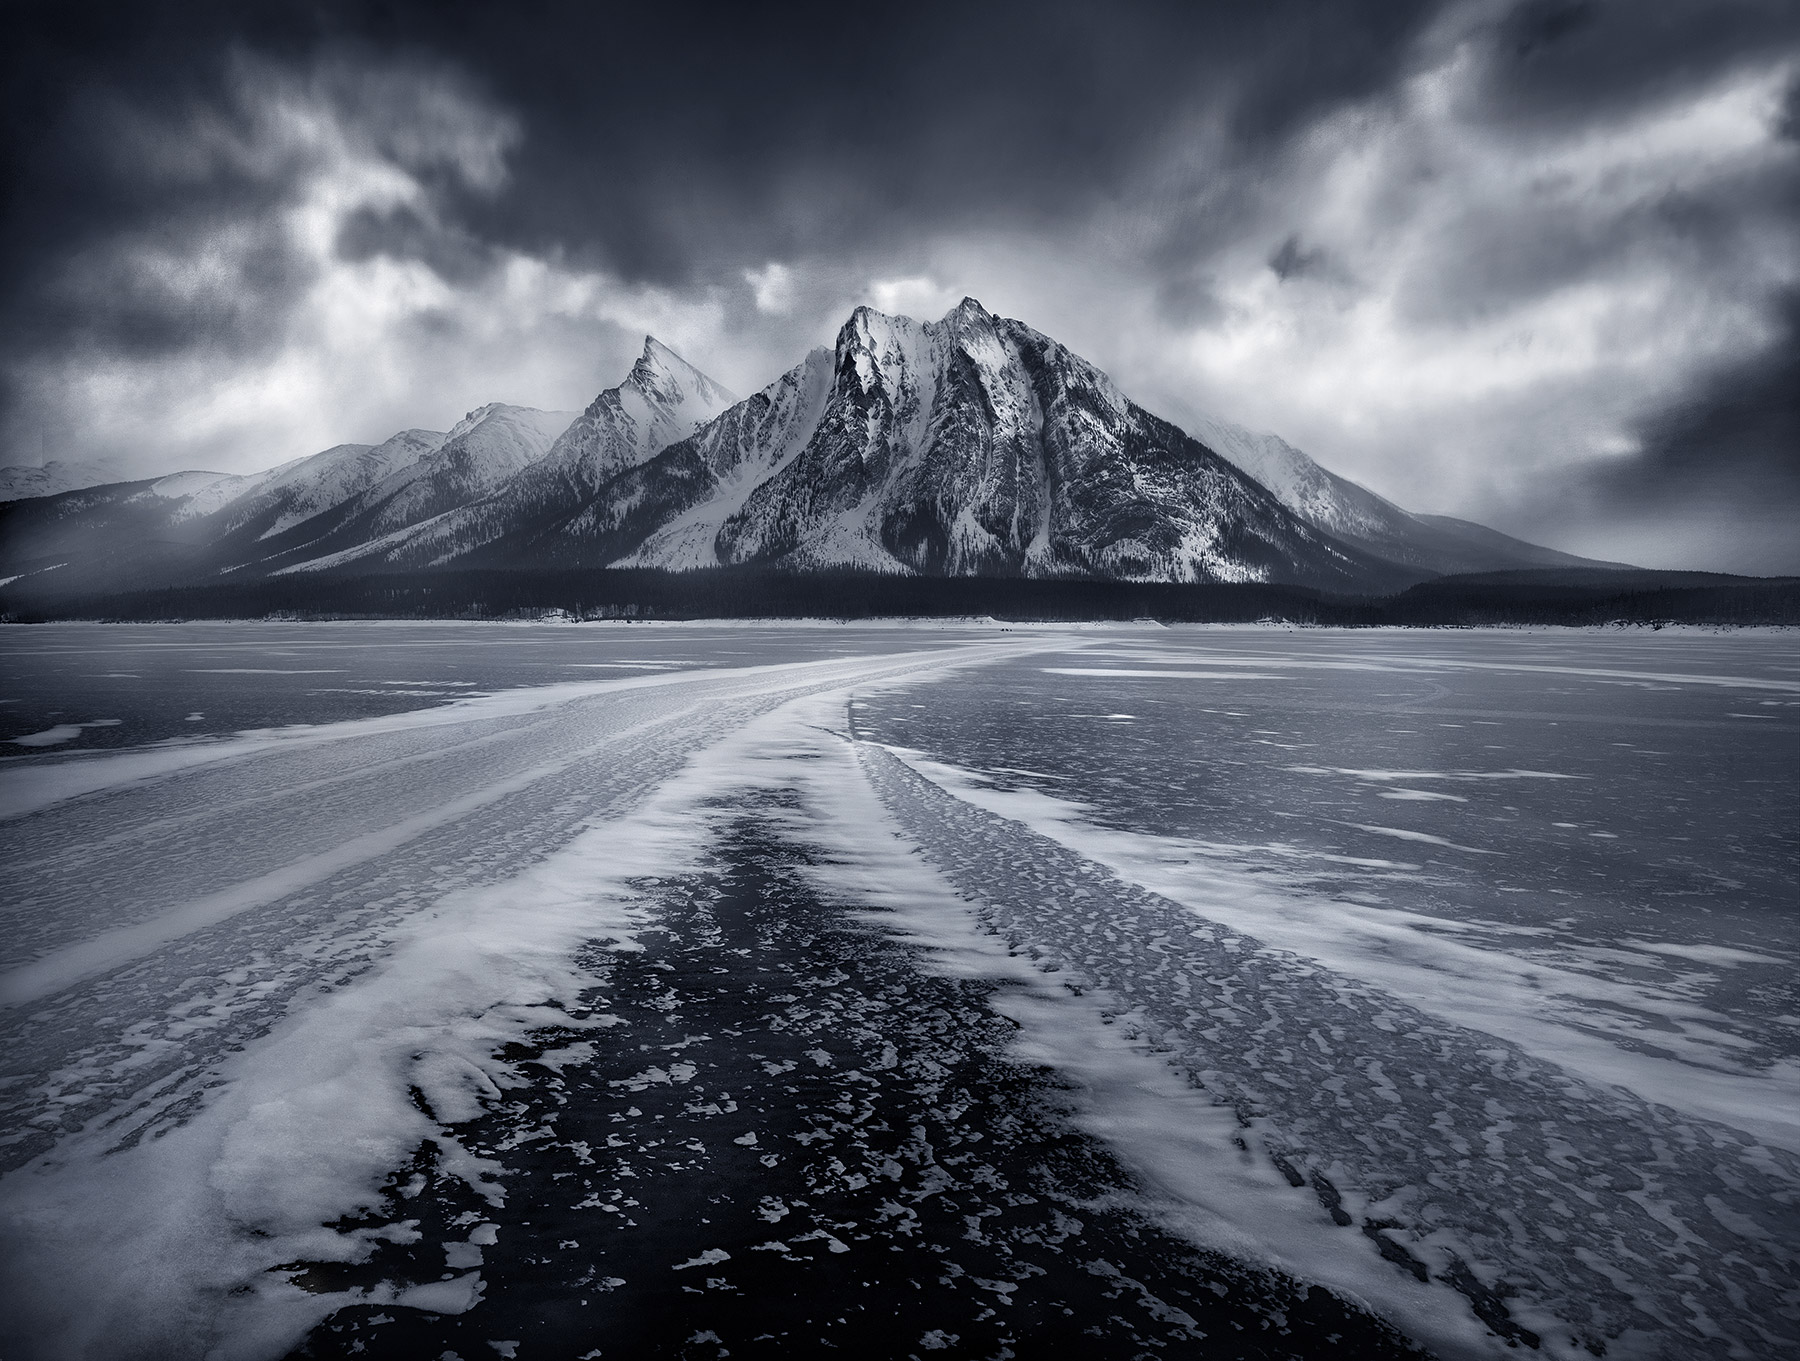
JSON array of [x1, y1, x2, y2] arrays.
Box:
[[1179, 410, 1623, 577], [0, 299, 1627, 602], [0, 459, 133, 503]]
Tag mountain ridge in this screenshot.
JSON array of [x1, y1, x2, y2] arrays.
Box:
[[1177, 409, 1629, 575], [0, 301, 1626, 599]]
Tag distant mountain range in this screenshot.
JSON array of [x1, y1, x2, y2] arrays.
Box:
[[0, 458, 131, 503], [0, 299, 1621, 599]]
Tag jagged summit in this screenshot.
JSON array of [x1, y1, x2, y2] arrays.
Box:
[[674, 298, 1347, 581], [444, 403, 506, 438], [534, 338, 737, 497], [633, 336, 730, 399]]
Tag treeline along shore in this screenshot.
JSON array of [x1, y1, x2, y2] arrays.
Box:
[[3, 566, 1796, 627]]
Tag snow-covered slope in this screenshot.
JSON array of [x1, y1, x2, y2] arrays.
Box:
[[534, 298, 1390, 589], [607, 348, 837, 569], [234, 431, 445, 540], [352, 405, 574, 535], [535, 337, 738, 496], [279, 338, 736, 573], [0, 410, 570, 589], [0, 307, 1622, 598], [1181, 410, 1621, 574], [260, 405, 575, 574], [1180, 414, 1402, 545], [0, 459, 133, 502]]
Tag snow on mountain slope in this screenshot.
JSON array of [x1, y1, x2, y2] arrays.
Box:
[[264, 405, 575, 574], [168, 461, 311, 522], [1179, 413, 1401, 544], [536, 337, 738, 496], [240, 431, 445, 539], [1180, 409, 1622, 574], [0, 460, 133, 502], [562, 298, 1385, 588], [611, 348, 837, 569], [280, 339, 738, 573], [365, 404, 577, 533], [0, 470, 271, 594], [146, 471, 239, 500]]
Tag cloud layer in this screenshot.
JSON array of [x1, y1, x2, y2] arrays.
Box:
[[4, 0, 1796, 570]]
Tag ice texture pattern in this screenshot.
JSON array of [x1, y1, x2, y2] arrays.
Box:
[[0, 623, 1793, 1360]]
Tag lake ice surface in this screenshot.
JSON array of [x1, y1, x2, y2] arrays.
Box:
[[0, 622, 1794, 1360]]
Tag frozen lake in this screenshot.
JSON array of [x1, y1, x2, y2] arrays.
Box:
[[1, 622, 1795, 1360]]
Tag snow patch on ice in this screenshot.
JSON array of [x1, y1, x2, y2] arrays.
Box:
[[9, 718, 121, 747]]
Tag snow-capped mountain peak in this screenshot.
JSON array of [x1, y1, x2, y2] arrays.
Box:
[[608, 297, 1362, 584], [362, 404, 574, 525], [441, 403, 512, 445], [534, 338, 738, 497], [632, 336, 733, 409]]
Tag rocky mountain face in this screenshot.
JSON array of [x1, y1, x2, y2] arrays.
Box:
[[497, 299, 1398, 590], [0, 301, 1618, 599], [538, 337, 739, 496]]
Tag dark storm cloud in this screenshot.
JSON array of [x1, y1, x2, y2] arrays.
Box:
[[1, 0, 1442, 313], [2, 0, 1797, 569], [1477, 0, 1797, 126], [335, 205, 498, 287], [3, 85, 307, 365], [1449, 0, 1800, 322], [1611, 286, 1800, 508], [1526, 287, 1800, 574], [437, 0, 1445, 280], [1268, 237, 1355, 286]]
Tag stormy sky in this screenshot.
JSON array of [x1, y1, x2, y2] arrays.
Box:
[[3, 0, 1796, 571]]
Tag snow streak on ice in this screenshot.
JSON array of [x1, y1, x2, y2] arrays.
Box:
[[0, 642, 1016, 1358], [1, 626, 1794, 1361]]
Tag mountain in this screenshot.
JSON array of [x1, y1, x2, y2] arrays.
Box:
[[617, 348, 838, 570], [0, 472, 256, 594], [1180, 410, 1626, 574], [273, 339, 736, 574], [535, 337, 739, 495], [0, 458, 133, 502], [1, 302, 1627, 603], [0, 408, 566, 590], [238, 404, 575, 576], [473, 299, 1407, 590], [173, 431, 445, 577], [214, 432, 445, 540]]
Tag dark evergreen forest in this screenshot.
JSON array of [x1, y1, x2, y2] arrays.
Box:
[[4, 567, 1795, 627]]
